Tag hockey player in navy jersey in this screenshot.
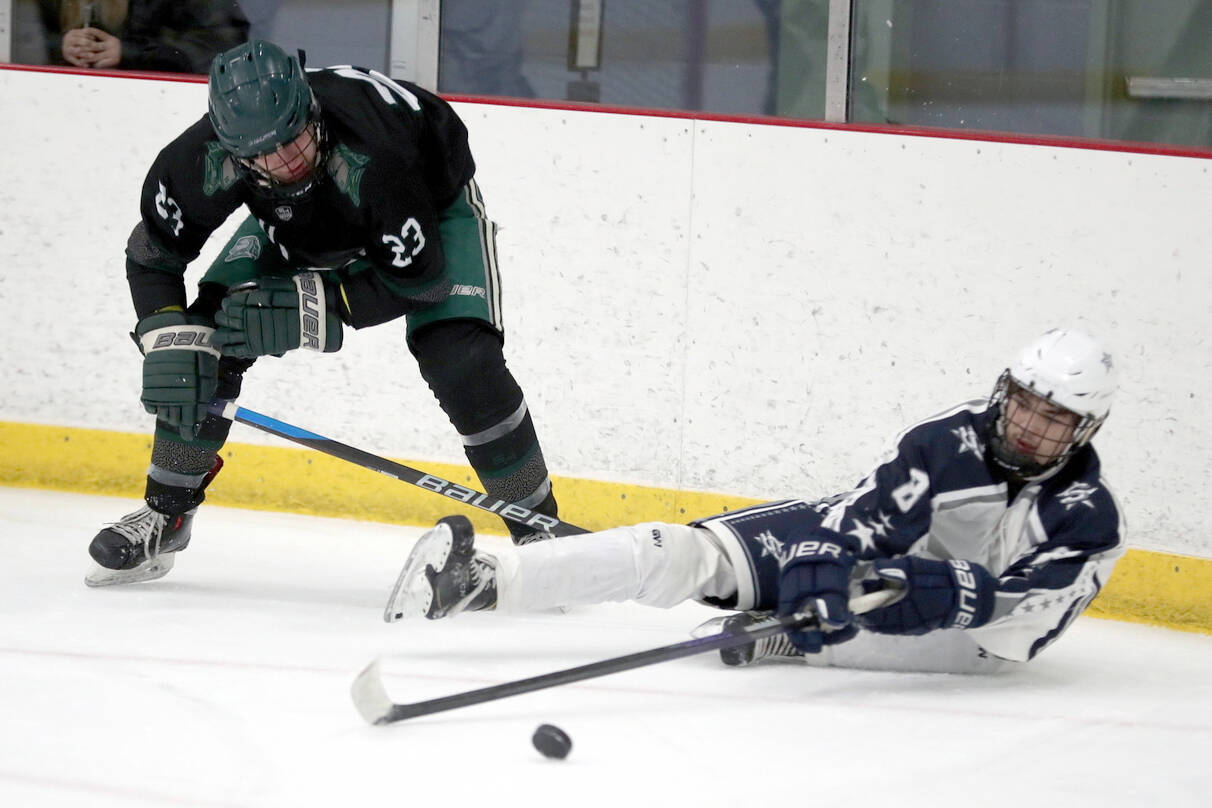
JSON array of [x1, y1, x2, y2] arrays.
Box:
[[384, 328, 1123, 673], [86, 40, 560, 586]]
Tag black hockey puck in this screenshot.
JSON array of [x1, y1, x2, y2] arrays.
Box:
[[532, 723, 572, 759]]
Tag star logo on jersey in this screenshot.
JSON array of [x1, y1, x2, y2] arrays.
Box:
[[869, 510, 894, 538], [1057, 481, 1098, 511], [752, 529, 788, 565], [846, 519, 878, 553], [154, 182, 183, 236], [952, 425, 983, 459]]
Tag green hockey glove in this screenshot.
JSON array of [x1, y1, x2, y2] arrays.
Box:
[[212, 272, 344, 358], [136, 311, 220, 439]]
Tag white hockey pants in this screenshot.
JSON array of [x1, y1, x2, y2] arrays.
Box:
[[492, 522, 1008, 675]]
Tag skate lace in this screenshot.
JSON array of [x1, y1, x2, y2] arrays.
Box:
[[453, 556, 497, 615], [106, 506, 169, 559], [515, 531, 555, 546], [718, 613, 805, 665], [467, 557, 492, 593], [752, 632, 802, 661]]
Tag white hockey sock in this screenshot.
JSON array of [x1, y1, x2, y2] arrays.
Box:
[[494, 522, 738, 612]]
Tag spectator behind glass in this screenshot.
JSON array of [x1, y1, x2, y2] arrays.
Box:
[[439, 0, 534, 97], [38, 1, 250, 73]]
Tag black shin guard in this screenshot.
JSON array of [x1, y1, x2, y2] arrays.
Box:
[[412, 321, 558, 539], [145, 454, 224, 516]]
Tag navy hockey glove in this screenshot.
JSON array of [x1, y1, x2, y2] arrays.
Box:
[[776, 530, 860, 653], [213, 272, 343, 358], [858, 557, 997, 635], [136, 311, 219, 439]]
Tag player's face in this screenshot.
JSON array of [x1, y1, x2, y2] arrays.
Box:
[[250, 124, 320, 184], [1002, 386, 1079, 466]]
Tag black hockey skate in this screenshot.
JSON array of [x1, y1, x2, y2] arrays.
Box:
[[716, 612, 805, 667], [85, 457, 222, 587], [85, 506, 196, 587], [383, 515, 498, 622]]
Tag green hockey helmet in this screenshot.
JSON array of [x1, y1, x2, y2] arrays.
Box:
[[208, 40, 316, 159]]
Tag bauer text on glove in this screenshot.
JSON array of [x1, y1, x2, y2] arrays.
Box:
[[136, 311, 219, 439], [858, 556, 996, 635], [212, 272, 344, 357], [776, 530, 861, 653]]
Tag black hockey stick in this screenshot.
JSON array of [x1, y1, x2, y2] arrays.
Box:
[[208, 400, 588, 538], [351, 588, 901, 725]]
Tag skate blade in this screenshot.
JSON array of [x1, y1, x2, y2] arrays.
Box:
[[84, 553, 176, 587], [382, 524, 453, 622]]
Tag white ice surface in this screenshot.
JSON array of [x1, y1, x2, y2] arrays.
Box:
[[0, 487, 1209, 808]]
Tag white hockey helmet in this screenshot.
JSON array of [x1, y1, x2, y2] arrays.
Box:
[[988, 328, 1116, 478]]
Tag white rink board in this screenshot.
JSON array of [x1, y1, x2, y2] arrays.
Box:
[[0, 68, 1209, 557]]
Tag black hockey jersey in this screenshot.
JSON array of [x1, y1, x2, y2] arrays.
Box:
[[124, 66, 475, 327]]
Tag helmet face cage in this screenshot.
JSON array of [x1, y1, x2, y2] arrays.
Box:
[[231, 110, 327, 201], [988, 370, 1105, 479]]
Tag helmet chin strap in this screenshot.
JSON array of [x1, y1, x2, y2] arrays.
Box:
[[987, 436, 1064, 482], [238, 164, 322, 201]]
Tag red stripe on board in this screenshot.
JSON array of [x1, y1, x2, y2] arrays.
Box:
[[0, 61, 206, 84], [4, 63, 1209, 160], [444, 92, 1212, 160]]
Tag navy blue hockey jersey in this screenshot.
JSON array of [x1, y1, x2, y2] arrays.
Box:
[[812, 399, 1124, 661]]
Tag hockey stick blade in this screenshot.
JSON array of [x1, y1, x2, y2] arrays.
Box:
[[351, 660, 397, 725], [351, 588, 901, 725], [208, 400, 587, 538]]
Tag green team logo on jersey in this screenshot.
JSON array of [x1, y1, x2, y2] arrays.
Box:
[[202, 142, 241, 196], [326, 143, 371, 207]]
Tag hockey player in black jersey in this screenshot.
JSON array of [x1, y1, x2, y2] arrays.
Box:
[[385, 329, 1123, 673], [86, 40, 559, 586]]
